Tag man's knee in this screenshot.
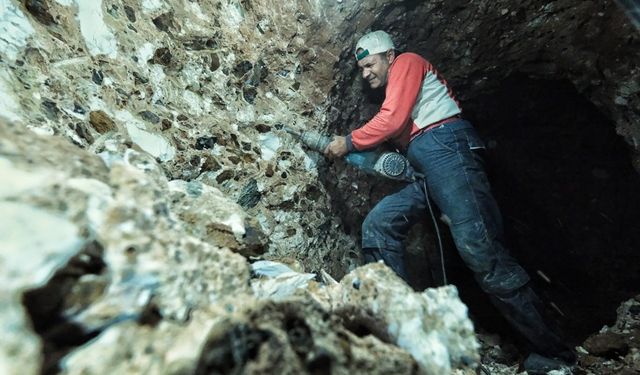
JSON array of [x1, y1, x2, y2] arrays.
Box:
[[451, 220, 494, 271]]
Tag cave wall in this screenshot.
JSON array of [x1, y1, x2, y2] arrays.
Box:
[[0, 0, 362, 277], [2, 0, 640, 373], [0, 0, 365, 373]]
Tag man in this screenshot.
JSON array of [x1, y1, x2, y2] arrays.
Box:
[[324, 30, 574, 373]]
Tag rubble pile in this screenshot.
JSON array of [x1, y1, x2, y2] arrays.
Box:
[[0, 120, 479, 374], [577, 295, 640, 374]]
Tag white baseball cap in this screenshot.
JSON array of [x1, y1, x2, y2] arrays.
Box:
[[354, 30, 395, 61]]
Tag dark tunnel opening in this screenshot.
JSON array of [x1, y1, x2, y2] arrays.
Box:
[[448, 73, 640, 344]]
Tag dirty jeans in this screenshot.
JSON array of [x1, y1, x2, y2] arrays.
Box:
[[361, 119, 569, 356], [362, 119, 530, 294]]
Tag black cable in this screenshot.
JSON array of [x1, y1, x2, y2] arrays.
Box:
[[421, 177, 448, 286], [419, 175, 488, 373]]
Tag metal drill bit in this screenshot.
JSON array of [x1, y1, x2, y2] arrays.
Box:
[[284, 127, 331, 153], [283, 127, 301, 137]]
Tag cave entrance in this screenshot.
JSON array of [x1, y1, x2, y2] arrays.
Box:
[[450, 73, 640, 343]]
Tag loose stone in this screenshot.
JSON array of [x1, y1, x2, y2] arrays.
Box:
[[89, 111, 116, 134]]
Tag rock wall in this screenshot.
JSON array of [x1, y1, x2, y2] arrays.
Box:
[[0, 113, 485, 374], [0, 0, 363, 278], [2, 0, 640, 373], [1, 117, 482, 374], [0, 0, 483, 374]]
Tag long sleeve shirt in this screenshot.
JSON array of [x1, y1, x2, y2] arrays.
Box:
[[347, 53, 461, 151]]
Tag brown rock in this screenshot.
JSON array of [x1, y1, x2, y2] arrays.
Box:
[[201, 155, 221, 172], [255, 124, 271, 133], [152, 12, 177, 33], [24, 0, 56, 25], [215, 169, 234, 183], [89, 111, 116, 134], [578, 354, 601, 367], [161, 119, 172, 130], [584, 331, 629, 358], [239, 221, 267, 257], [151, 47, 172, 66], [628, 329, 640, 348]]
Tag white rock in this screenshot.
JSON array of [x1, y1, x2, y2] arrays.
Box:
[[76, 0, 118, 58], [0, 201, 82, 288], [0, 68, 23, 123], [0, 199, 83, 375], [259, 132, 281, 160], [117, 110, 176, 161], [0, 0, 34, 62]]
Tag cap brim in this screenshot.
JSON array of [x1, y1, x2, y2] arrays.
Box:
[[355, 49, 370, 61]]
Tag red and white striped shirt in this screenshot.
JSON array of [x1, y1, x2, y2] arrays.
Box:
[[349, 53, 461, 150]]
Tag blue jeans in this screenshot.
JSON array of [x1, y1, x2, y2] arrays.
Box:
[[361, 119, 530, 294]]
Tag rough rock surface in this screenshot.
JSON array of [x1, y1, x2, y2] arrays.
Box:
[[0, 119, 252, 373], [331, 264, 479, 374], [0, 119, 481, 374], [0, 0, 360, 279], [2, 0, 640, 374], [577, 295, 640, 374], [252, 261, 481, 374]]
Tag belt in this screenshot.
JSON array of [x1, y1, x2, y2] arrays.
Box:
[[409, 115, 461, 142]]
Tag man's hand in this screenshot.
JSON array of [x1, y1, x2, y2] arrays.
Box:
[[324, 136, 348, 159]]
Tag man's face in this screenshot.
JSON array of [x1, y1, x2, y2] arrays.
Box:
[[357, 51, 391, 89]]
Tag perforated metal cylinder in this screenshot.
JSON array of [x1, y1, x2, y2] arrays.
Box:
[[379, 153, 407, 177]]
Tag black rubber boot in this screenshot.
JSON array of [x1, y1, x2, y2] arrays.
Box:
[[489, 285, 575, 361], [523, 352, 573, 374]]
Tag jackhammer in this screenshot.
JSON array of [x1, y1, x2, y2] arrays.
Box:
[[285, 128, 417, 182], [286, 127, 448, 286]]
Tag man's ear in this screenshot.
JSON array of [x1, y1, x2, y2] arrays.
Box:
[[386, 49, 396, 64]]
